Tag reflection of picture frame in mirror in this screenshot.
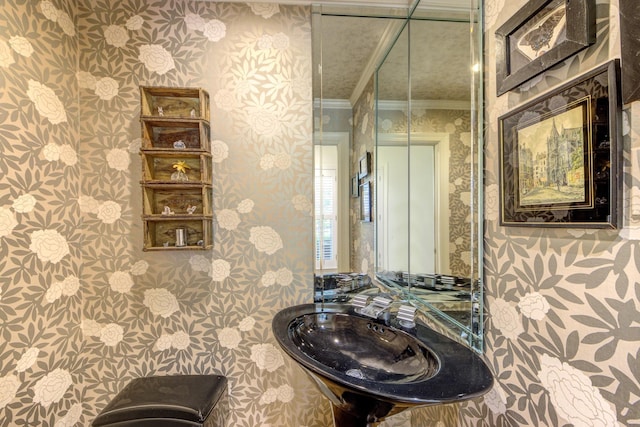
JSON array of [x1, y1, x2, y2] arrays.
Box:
[[499, 60, 621, 228], [495, 0, 595, 96], [360, 180, 371, 222], [351, 174, 360, 198], [359, 152, 371, 178]]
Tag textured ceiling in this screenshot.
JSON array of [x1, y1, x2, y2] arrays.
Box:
[[317, 3, 473, 104], [317, 15, 400, 101], [378, 19, 472, 101]]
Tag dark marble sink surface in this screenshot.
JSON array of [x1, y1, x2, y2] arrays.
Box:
[[289, 311, 439, 385], [273, 303, 493, 408]]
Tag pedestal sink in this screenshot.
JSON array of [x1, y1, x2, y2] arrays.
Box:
[[272, 303, 493, 427]]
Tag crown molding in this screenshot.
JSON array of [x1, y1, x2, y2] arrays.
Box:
[[313, 98, 353, 109], [314, 98, 470, 110], [378, 99, 470, 110]]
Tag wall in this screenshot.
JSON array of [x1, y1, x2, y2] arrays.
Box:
[[351, 79, 377, 276], [1, 1, 331, 426], [0, 1, 84, 425], [450, 0, 640, 425]]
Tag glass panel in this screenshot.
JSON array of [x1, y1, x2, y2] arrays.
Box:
[[374, 0, 485, 351], [375, 23, 410, 287], [312, 0, 485, 351]]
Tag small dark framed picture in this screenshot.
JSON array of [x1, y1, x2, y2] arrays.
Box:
[[351, 174, 360, 198], [360, 181, 372, 222], [495, 0, 596, 95], [359, 152, 371, 179], [499, 60, 621, 228]]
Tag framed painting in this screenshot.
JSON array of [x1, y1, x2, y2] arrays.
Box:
[[359, 152, 371, 179], [495, 0, 596, 96], [499, 60, 621, 228]]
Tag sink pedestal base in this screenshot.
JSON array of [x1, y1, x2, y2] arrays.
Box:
[[331, 404, 380, 427]]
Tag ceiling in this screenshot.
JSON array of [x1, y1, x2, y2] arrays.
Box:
[[316, 15, 402, 102], [314, 0, 474, 105]]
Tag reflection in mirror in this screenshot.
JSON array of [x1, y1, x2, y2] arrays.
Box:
[[312, 1, 484, 351], [375, 24, 410, 273], [374, 1, 484, 350], [377, 18, 474, 278], [313, 9, 405, 302]]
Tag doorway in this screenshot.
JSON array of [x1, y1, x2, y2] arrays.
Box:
[[314, 132, 350, 273]]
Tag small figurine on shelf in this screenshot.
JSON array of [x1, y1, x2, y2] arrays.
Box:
[[171, 160, 190, 182], [158, 106, 164, 116], [190, 108, 196, 118], [173, 140, 186, 149], [162, 206, 175, 216], [186, 205, 197, 215]]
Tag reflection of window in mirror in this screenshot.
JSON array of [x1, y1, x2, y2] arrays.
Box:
[[315, 165, 337, 270], [314, 140, 349, 273]]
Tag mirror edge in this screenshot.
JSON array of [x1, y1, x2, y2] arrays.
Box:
[[372, 0, 485, 352]]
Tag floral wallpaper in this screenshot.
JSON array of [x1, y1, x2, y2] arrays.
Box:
[[2, 0, 639, 427], [0, 0, 333, 426], [351, 80, 377, 276], [0, 0, 84, 425], [428, 0, 640, 426]]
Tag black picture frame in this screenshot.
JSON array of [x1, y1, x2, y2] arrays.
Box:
[[360, 181, 372, 222], [359, 152, 371, 179], [495, 0, 596, 96], [499, 60, 621, 228], [620, 0, 640, 103], [351, 174, 360, 198]]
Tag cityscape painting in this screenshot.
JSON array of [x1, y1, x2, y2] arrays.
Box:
[[499, 59, 620, 228], [515, 103, 589, 209]]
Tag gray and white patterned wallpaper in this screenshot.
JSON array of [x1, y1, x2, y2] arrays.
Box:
[[351, 80, 376, 276], [1, 0, 639, 426], [456, 0, 640, 426], [0, 1, 333, 426]]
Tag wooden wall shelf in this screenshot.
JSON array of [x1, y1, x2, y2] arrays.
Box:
[[139, 86, 213, 251]]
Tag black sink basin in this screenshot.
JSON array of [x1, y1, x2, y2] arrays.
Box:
[[273, 303, 493, 426], [290, 312, 439, 384]]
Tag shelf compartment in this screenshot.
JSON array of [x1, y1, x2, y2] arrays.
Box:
[[143, 217, 213, 251], [140, 86, 210, 120], [141, 118, 210, 151], [140, 151, 212, 183], [142, 185, 212, 216]]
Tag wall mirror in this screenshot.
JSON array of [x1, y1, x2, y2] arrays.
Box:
[[312, 0, 484, 351]]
